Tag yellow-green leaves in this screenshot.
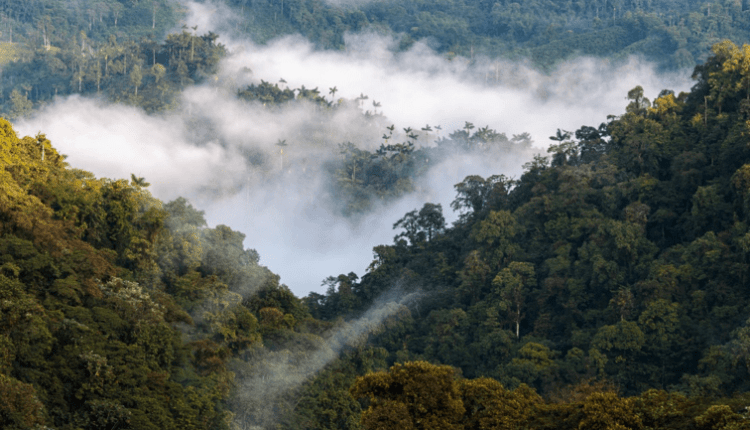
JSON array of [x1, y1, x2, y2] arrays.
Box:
[[0, 374, 47, 429], [351, 361, 465, 430], [459, 377, 540, 430], [579, 391, 643, 430]]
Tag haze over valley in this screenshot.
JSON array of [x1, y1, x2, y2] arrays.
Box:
[[4, 1, 750, 429], [16, 0, 692, 295]]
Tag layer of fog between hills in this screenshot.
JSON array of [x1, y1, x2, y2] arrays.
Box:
[[16, 0, 692, 297]]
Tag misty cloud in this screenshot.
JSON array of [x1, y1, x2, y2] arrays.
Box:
[[17, 96, 247, 200], [16, 6, 692, 297]]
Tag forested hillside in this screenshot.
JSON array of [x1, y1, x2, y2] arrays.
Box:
[[289, 40, 750, 428], [0, 117, 357, 429], [226, 0, 750, 69], [5, 40, 750, 430], [5, 0, 750, 428]]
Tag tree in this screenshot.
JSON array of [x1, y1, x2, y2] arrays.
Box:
[[626, 85, 651, 114], [417, 203, 445, 241], [458, 250, 491, 306], [451, 175, 489, 219], [471, 210, 521, 268], [350, 361, 465, 430], [694, 405, 748, 430], [492, 261, 536, 339], [7, 90, 32, 119], [638, 299, 681, 384], [130, 173, 150, 188], [591, 321, 646, 388], [0, 374, 47, 429], [578, 392, 643, 430], [451, 175, 514, 222], [393, 203, 445, 245], [459, 378, 541, 430], [276, 139, 287, 170]]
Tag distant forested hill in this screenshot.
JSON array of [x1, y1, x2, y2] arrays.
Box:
[[3, 0, 750, 119], [228, 0, 750, 69], [0, 0, 179, 44]]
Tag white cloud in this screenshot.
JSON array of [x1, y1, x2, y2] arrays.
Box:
[[16, 5, 692, 297]]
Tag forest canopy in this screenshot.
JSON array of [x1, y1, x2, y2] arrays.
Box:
[[4, 0, 750, 118], [4, 0, 750, 426], [3, 40, 750, 429]]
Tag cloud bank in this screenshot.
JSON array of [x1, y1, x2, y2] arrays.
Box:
[[16, 2, 692, 297]]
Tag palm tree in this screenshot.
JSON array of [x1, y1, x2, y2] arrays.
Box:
[[356, 92, 368, 108], [130, 174, 150, 188], [275, 139, 287, 170], [421, 124, 433, 144], [549, 129, 571, 142], [36, 134, 45, 161]]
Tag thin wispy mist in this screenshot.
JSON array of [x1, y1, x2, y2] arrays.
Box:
[[230, 289, 419, 429], [16, 0, 692, 297]]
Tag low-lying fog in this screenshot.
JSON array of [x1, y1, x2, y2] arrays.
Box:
[[16, 0, 692, 297]]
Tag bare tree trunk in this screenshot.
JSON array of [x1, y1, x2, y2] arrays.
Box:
[[705, 96, 708, 126]]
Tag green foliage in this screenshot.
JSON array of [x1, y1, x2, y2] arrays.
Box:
[[0, 117, 311, 430], [331, 127, 527, 216], [224, 0, 750, 71], [1, 29, 226, 116], [305, 42, 750, 413], [350, 361, 465, 430], [9, 12, 750, 427]]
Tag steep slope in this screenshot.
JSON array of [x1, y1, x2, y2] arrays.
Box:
[[0, 118, 339, 429], [311, 40, 750, 400]]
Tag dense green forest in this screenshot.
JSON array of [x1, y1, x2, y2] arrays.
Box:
[[291, 40, 750, 428], [5, 0, 750, 428], [0, 115, 350, 428], [222, 0, 750, 69], [6, 0, 750, 119], [230, 0, 750, 68], [4, 40, 750, 429]]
